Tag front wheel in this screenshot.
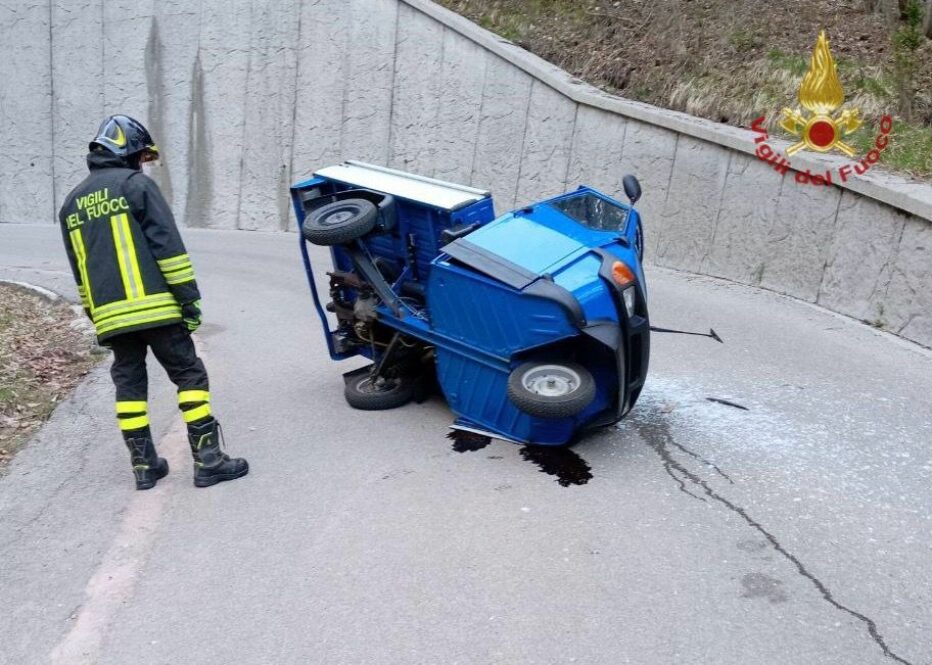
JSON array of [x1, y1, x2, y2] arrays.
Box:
[[507, 361, 596, 419], [344, 373, 414, 411]]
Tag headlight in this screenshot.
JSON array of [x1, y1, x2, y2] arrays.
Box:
[[622, 286, 636, 318]]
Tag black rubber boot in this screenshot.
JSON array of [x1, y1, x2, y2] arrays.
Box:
[[187, 418, 249, 488], [124, 433, 169, 491]]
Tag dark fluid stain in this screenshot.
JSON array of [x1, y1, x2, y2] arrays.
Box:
[[737, 539, 769, 553], [448, 430, 492, 453], [519, 445, 593, 487], [740, 572, 788, 604], [197, 322, 226, 337], [381, 469, 414, 481], [706, 397, 749, 411]]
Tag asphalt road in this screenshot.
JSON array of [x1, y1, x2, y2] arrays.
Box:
[[1, 223, 930, 665]]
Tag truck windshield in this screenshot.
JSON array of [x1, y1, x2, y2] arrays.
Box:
[[549, 192, 629, 232]]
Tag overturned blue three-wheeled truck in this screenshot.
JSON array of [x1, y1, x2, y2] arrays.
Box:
[[291, 161, 650, 446]]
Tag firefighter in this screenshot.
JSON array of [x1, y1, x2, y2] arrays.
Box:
[[58, 114, 248, 490]]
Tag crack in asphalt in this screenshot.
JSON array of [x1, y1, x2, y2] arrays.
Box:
[[658, 453, 707, 503], [665, 436, 734, 484], [638, 418, 914, 665]]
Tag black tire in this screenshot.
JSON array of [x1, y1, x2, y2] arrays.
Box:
[[507, 361, 596, 419], [344, 373, 414, 411], [302, 198, 378, 246]]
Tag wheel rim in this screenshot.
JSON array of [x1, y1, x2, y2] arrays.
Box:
[[323, 207, 357, 226], [356, 376, 398, 394], [521, 365, 581, 397]]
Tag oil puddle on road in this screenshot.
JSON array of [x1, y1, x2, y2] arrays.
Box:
[[448, 430, 592, 487], [519, 445, 593, 487], [447, 430, 492, 453]]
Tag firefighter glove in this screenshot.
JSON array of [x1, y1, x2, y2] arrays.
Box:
[[182, 300, 202, 332]]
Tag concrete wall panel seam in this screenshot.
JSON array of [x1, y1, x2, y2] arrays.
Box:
[[466, 51, 490, 189], [336, 5, 352, 164], [339, 0, 398, 166], [427, 24, 448, 179], [385, 1, 404, 168], [617, 111, 629, 180], [656, 136, 732, 273], [433, 29, 486, 184], [515, 83, 577, 206], [471, 51, 534, 208], [663, 135, 680, 208], [183, 0, 208, 229], [47, 0, 56, 221], [814, 189, 848, 304], [232, 0, 256, 230], [698, 151, 734, 275], [511, 79, 536, 210], [868, 214, 908, 304], [561, 104, 580, 194], [286, 0, 303, 202], [652, 133, 681, 257], [566, 106, 627, 200]]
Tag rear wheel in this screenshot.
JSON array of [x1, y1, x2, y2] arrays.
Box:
[[302, 198, 378, 246], [344, 373, 414, 411], [507, 361, 596, 419]]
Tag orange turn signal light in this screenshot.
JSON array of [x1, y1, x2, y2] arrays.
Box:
[[611, 261, 636, 287]]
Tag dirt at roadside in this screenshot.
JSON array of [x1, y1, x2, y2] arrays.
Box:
[[0, 284, 102, 471]]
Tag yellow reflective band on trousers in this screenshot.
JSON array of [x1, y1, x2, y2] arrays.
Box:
[[182, 404, 212, 423], [118, 414, 150, 431], [110, 213, 145, 300], [69, 229, 94, 311], [178, 390, 210, 404], [116, 400, 147, 414], [95, 304, 182, 337]]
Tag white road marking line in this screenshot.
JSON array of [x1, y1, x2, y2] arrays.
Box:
[[49, 340, 206, 665]]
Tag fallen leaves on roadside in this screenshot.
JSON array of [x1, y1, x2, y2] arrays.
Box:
[[0, 284, 101, 470]]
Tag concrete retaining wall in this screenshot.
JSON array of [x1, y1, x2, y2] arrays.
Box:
[[1, 0, 931, 347]]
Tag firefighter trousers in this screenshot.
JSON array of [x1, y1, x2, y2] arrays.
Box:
[[108, 324, 213, 436]]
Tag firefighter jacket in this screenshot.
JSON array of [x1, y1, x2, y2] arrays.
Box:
[[59, 151, 201, 342]]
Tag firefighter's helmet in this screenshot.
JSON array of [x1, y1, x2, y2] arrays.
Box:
[[89, 115, 159, 158]]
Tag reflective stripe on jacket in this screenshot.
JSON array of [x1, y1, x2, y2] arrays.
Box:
[[58, 151, 201, 342]]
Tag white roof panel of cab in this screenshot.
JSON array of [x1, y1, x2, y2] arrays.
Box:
[[314, 161, 490, 211]]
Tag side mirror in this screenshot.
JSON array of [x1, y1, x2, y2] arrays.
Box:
[[622, 175, 642, 204]]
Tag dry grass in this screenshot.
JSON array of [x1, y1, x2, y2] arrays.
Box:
[[439, 0, 932, 178], [0, 284, 101, 470]]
